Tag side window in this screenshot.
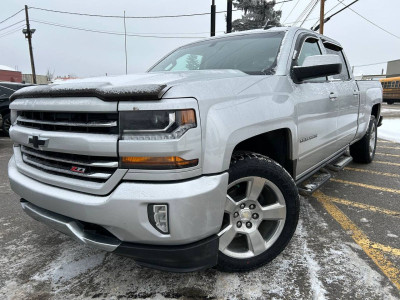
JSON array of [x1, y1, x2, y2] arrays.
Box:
[[296, 38, 326, 82], [324, 44, 350, 81], [297, 38, 322, 66]]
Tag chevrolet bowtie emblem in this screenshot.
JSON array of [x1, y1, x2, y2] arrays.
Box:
[[28, 136, 46, 149]]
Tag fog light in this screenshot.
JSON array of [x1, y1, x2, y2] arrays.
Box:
[[148, 204, 169, 234]]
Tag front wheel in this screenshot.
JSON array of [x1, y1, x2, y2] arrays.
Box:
[[217, 152, 300, 272], [350, 115, 377, 164]]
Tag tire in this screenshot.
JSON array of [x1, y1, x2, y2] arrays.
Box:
[[1, 113, 10, 137], [350, 115, 377, 164], [217, 152, 300, 272], [386, 101, 394, 105]]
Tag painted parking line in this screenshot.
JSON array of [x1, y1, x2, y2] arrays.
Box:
[[344, 167, 400, 178], [378, 140, 397, 144], [375, 161, 400, 167], [314, 191, 400, 290], [376, 152, 400, 158], [316, 191, 400, 217], [378, 146, 400, 150], [330, 179, 400, 195], [370, 242, 400, 257]]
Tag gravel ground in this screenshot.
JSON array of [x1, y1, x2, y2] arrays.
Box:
[[0, 104, 399, 299]]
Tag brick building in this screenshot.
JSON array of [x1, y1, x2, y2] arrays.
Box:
[[0, 65, 22, 82]]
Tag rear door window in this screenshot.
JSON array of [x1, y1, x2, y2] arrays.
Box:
[[323, 44, 350, 81]]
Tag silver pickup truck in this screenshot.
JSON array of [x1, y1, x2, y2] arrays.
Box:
[[8, 27, 382, 272]]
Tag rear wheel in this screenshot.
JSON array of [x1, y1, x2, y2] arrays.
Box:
[[217, 152, 299, 272], [350, 116, 377, 164], [1, 113, 10, 137]]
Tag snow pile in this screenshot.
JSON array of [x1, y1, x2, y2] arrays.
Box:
[[378, 118, 400, 143]]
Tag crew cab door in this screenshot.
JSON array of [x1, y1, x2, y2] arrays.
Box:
[[323, 42, 359, 148], [291, 34, 340, 178]]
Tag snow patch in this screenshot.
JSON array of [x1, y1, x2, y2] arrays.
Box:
[[378, 118, 400, 143], [33, 245, 106, 283]]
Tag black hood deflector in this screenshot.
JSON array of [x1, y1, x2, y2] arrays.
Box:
[[10, 82, 168, 102]]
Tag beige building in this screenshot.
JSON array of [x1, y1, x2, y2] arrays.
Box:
[[386, 59, 400, 78], [22, 74, 49, 85]]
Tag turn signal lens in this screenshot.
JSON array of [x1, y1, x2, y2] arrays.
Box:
[[179, 109, 196, 125], [121, 156, 198, 170]]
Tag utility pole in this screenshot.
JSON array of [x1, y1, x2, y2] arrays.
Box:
[[227, 0, 233, 33], [23, 5, 37, 84], [123, 11, 128, 75], [211, 0, 216, 37], [319, 0, 325, 35]]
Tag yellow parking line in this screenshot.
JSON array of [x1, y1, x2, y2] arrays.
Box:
[[344, 167, 400, 178], [376, 152, 400, 158], [375, 161, 400, 167], [378, 140, 396, 144], [314, 191, 400, 289], [318, 191, 400, 217], [378, 146, 400, 150], [330, 179, 400, 195], [371, 242, 400, 257]]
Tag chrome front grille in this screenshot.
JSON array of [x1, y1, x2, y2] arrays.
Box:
[[21, 146, 118, 182], [17, 111, 118, 134]]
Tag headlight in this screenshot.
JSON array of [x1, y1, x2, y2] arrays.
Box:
[[120, 109, 196, 140]]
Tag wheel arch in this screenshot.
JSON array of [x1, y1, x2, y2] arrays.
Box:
[[371, 103, 381, 120], [230, 128, 296, 178]]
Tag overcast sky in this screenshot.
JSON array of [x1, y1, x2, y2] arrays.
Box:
[[1, 0, 399, 78]]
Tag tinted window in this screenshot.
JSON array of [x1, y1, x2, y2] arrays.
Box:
[[150, 32, 285, 75], [324, 45, 350, 80], [297, 39, 322, 66], [296, 38, 325, 82]]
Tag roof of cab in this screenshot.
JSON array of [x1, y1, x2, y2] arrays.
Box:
[[182, 26, 342, 49]]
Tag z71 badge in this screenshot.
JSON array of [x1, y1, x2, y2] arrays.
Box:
[[70, 166, 86, 173]]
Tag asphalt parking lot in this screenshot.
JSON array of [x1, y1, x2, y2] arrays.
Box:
[[0, 105, 399, 299]]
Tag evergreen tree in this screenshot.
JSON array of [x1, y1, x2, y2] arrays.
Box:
[[186, 54, 201, 70], [232, 0, 282, 32]]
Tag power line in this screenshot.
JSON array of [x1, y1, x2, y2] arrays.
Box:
[[0, 19, 25, 32], [31, 19, 207, 39], [299, 0, 319, 26], [283, 0, 303, 23], [0, 8, 24, 24], [310, 0, 343, 28], [0, 25, 25, 39], [29, 6, 240, 19], [353, 61, 388, 68], [336, 0, 400, 40]]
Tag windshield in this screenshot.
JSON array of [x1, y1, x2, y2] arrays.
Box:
[[150, 32, 285, 75]]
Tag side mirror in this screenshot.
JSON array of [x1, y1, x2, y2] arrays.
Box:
[[293, 54, 342, 81]]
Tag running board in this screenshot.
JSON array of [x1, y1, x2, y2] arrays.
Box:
[[297, 168, 332, 196], [327, 155, 353, 172]]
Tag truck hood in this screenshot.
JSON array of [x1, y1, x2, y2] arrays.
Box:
[[10, 70, 259, 102]]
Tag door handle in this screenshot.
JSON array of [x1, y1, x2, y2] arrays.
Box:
[[353, 90, 360, 96], [329, 92, 338, 100]]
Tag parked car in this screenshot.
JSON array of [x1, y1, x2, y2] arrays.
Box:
[[0, 82, 32, 136], [8, 27, 382, 272]]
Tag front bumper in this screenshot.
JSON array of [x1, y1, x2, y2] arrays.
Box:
[[20, 200, 219, 272], [8, 156, 228, 246]]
